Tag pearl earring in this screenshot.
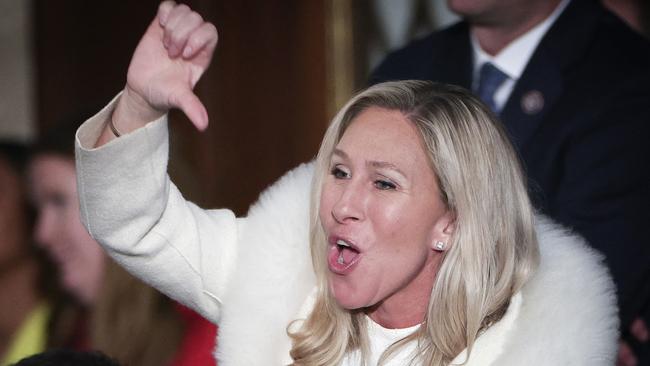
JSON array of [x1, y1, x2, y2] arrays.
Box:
[[434, 241, 445, 251]]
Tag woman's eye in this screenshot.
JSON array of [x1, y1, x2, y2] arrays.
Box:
[[374, 180, 396, 190], [331, 167, 349, 179]]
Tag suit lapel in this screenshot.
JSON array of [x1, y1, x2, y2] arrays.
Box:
[[500, 54, 562, 149], [499, 0, 600, 149]]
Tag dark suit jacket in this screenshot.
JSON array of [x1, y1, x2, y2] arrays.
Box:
[[371, 0, 650, 339]]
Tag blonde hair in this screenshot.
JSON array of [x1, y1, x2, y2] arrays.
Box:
[[289, 81, 539, 365]]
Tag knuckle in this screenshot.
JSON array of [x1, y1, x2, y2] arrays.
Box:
[[204, 23, 218, 40], [175, 3, 190, 13], [187, 37, 201, 50], [159, 1, 175, 11], [189, 12, 203, 24]]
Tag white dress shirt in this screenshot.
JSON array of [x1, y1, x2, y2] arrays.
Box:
[[471, 0, 570, 111]]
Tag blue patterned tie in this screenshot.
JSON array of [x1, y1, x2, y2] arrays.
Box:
[[476, 62, 508, 113]]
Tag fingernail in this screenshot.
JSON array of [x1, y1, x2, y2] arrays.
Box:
[[182, 46, 193, 58]]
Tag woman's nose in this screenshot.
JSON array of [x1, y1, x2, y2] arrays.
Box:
[[331, 181, 365, 224]]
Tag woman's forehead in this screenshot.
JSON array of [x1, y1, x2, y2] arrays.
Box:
[[335, 107, 433, 177]]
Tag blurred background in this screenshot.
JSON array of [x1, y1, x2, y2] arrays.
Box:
[[1, 1, 649, 365], [1, 0, 647, 214], [0, 0, 462, 217]]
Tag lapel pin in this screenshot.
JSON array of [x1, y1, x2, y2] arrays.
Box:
[[521, 90, 544, 115]]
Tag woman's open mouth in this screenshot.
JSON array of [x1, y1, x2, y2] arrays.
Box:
[[327, 237, 361, 274]]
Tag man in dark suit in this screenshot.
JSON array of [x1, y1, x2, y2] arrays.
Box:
[[371, 0, 650, 363]]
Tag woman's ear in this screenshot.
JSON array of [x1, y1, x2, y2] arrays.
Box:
[[431, 210, 456, 252]]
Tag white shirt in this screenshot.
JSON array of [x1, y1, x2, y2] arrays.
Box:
[[340, 293, 522, 365], [471, 0, 570, 111], [340, 319, 421, 366]]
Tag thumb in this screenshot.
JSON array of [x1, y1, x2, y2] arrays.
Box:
[[172, 89, 209, 131]]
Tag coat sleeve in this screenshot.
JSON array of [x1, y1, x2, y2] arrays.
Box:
[[75, 94, 238, 323]]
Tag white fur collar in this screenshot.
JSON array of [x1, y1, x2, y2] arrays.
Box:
[[215, 163, 618, 365]]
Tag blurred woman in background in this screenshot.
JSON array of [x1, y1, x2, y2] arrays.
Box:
[[0, 142, 50, 365], [27, 124, 217, 366]]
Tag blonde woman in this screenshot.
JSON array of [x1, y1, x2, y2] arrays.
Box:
[[75, 2, 617, 365]]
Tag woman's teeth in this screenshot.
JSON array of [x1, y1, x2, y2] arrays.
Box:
[[336, 239, 353, 265]]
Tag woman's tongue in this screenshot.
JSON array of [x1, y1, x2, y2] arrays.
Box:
[[339, 246, 359, 264]]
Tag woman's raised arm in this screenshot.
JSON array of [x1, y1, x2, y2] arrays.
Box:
[[96, 0, 217, 146], [75, 2, 231, 323]]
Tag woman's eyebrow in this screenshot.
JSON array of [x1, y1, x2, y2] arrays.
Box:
[[367, 161, 407, 178], [332, 148, 349, 160], [334, 148, 407, 178]]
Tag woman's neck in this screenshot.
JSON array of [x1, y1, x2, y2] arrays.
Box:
[[365, 256, 440, 329]]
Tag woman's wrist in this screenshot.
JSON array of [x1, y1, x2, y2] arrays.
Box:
[[94, 87, 167, 147], [112, 86, 166, 134]]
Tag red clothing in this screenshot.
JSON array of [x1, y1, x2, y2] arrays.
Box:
[[170, 305, 218, 366]]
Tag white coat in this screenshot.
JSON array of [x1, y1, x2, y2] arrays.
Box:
[[75, 98, 618, 365]]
